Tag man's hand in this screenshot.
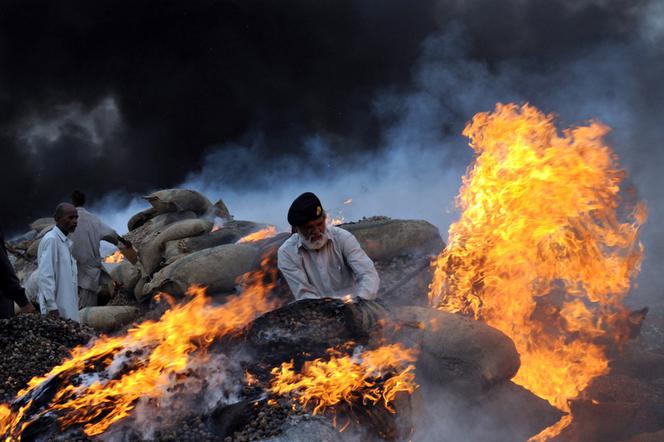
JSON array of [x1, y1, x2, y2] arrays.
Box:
[[47, 309, 60, 318], [19, 303, 36, 314], [119, 236, 132, 248]]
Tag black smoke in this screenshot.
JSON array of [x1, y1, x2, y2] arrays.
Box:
[[0, 0, 659, 238]]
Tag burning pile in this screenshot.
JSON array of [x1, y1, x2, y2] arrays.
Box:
[[270, 344, 418, 415], [0, 280, 420, 441], [4, 103, 661, 441], [429, 103, 647, 437], [0, 257, 281, 439]]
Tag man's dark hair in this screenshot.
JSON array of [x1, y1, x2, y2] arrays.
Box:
[[54, 203, 72, 220], [71, 189, 86, 207]]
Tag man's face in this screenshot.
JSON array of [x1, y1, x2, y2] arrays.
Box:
[[57, 207, 79, 233], [298, 215, 326, 242]]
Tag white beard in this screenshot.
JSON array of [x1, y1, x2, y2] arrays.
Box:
[[301, 232, 328, 250]]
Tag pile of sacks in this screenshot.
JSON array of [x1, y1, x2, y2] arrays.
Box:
[[8, 188, 445, 331], [117, 189, 445, 313]]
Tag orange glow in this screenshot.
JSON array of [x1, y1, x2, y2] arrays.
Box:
[[429, 104, 645, 436], [1, 256, 281, 439], [237, 226, 277, 243], [103, 250, 125, 264], [270, 344, 418, 415], [244, 371, 258, 386]]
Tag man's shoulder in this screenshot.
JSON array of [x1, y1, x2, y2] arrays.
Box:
[[41, 228, 58, 242], [278, 234, 299, 255], [38, 229, 59, 254], [77, 207, 98, 223], [328, 225, 353, 242]]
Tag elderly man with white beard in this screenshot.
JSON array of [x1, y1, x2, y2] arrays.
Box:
[[277, 192, 379, 301]]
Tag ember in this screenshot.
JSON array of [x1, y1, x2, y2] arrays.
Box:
[[429, 103, 646, 437], [269, 344, 418, 415], [237, 226, 278, 243]]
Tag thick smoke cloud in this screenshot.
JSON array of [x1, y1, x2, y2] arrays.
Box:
[[2, 1, 662, 300], [0, 0, 438, 230], [0, 0, 651, 229]]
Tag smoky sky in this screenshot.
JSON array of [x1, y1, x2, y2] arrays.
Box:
[[0, 0, 659, 235]]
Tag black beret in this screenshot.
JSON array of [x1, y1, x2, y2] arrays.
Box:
[[287, 192, 324, 226]]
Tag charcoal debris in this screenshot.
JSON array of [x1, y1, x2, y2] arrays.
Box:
[[0, 314, 95, 403]]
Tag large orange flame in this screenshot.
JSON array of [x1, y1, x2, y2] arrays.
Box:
[[269, 344, 418, 415], [1, 256, 281, 439], [237, 226, 278, 243], [429, 103, 646, 434]]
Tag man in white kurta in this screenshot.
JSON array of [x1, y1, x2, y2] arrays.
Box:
[[37, 203, 80, 321]]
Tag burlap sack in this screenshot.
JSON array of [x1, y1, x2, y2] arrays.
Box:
[[140, 243, 258, 301], [138, 218, 213, 275], [162, 220, 263, 261], [127, 207, 158, 231], [110, 260, 141, 291], [341, 219, 444, 261], [29, 217, 54, 233], [391, 306, 520, 391], [143, 188, 212, 215]]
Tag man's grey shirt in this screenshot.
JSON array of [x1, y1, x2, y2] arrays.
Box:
[[277, 225, 379, 301], [70, 207, 118, 291]]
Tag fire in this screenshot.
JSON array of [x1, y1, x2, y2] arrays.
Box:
[[237, 226, 277, 243], [429, 104, 645, 433], [1, 256, 281, 439], [103, 250, 124, 264], [270, 344, 418, 415], [328, 214, 345, 226]]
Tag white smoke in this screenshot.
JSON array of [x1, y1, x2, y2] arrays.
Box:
[[103, 352, 244, 441]]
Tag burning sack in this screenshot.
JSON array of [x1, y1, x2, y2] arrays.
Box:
[[341, 219, 444, 262], [110, 260, 141, 291], [143, 188, 212, 215], [140, 243, 258, 301], [390, 306, 520, 392], [138, 218, 213, 275], [162, 220, 264, 262]]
